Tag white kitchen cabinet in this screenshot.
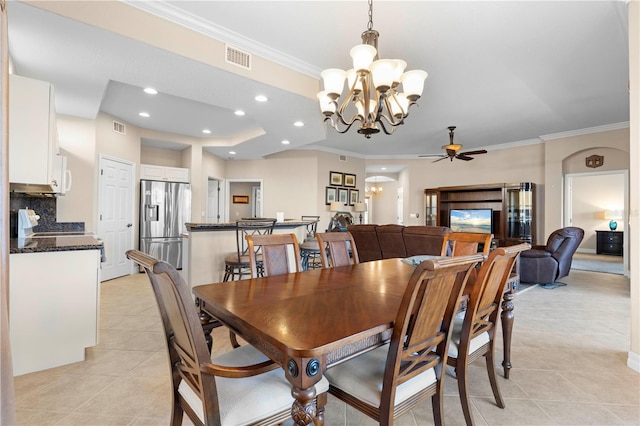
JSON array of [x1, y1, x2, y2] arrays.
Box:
[[9, 74, 61, 187], [140, 163, 190, 182], [10, 250, 100, 375]]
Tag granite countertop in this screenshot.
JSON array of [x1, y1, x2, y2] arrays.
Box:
[[10, 234, 103, 254], [186, 219, 317, 232]]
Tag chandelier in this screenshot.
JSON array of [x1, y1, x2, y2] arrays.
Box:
[[317, 0, 428, 138], [367, 176, 383, 195]]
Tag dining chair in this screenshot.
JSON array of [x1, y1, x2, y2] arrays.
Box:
[[316, 231, 359, 268], [126, 249, 329, 426], [445, 243, 530, 426], [223, 218, 276, 281], [324, 253, 484, 425], [440, 232, 493, 257], [246, 233, 302, 278]]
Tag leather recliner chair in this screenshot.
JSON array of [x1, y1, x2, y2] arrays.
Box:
[[520, 227, 584, 285]]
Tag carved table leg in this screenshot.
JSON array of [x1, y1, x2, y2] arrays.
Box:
[[291, 386, 324, 426], [501, 290, 515, 379], [195, 298, 221, 353]]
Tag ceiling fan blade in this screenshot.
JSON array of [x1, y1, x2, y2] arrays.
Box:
[[456, 154, 474, 161], [432, 156, 448, 163], [459, 149, 488, 156], [418, 154, 444, 158]]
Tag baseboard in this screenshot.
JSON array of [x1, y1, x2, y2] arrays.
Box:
[[576, 248, 596, 254], [627, 350, 640, 372]]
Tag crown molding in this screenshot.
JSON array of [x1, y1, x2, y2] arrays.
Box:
[[123, 0, 322, 79], [540, 122, 630, 141]]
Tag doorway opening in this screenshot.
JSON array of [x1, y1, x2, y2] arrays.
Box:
[[224, 179, 263, 221]]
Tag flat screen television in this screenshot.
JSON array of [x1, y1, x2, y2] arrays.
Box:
[[449, 208, 493, 234]]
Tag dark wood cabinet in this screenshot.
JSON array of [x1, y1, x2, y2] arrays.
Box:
[[424, 183, 535, 246], [596, 230, 623, 256]]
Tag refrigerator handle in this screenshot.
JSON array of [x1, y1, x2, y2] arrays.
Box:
[[145, 204, 159, 221]]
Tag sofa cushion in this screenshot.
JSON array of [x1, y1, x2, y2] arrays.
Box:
[[376, 224, 407, 258], [347, 225, 382, 262], [403, 226, 451, 257]]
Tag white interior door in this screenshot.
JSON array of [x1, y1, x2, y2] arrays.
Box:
[[397, 187, 404, 225], [98, 155, 134, 281], [207, 178, 221, 223]]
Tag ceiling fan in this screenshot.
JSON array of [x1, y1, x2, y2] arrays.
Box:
[[420, 126, 488, 162]]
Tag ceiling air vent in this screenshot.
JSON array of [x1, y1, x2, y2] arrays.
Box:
[[225, 45, 251, 70], [112, 120, 126, 135], [339, 155, 347, 162]]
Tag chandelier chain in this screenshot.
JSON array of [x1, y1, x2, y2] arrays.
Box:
[[367, 0, 374, 31]]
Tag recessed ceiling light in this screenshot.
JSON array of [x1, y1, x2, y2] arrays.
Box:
[[144, 87, 158, 95], [281, 140, 290, 145], [139, 112, 150, 118], [294, 121, 304, 127], [234, 110, 245, 116], [202, 129, 211, 134], [229, 151, 236, 155], [381, 167, 387, 170], [254, 95, 268, 102]]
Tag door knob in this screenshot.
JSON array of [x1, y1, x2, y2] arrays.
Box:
[[127, 223, 133, 227]]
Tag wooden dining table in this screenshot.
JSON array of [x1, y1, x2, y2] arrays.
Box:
[[193, 257, 517, 425]]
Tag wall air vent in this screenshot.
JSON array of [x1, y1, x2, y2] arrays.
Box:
[[226, 45, 251, 70], [339, 155, 347, 162], [112, 120, 126, 135]]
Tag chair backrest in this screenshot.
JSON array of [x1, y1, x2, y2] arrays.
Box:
[[233, 219, 276, 261], [440, 232, 493, 257], [301, 215, 320, 240], [379, 253, 484, 422], [346, 224, 382, 262], [545, 227, 584, 278], [125, 249, 221, 424], [316, 231, 359, 268], [455, 243, 530, 357], [246, 233, 301, 278]]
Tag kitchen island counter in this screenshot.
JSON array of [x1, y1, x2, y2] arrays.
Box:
[[183, 219, 318, 287], [185, 219, 315, 232]]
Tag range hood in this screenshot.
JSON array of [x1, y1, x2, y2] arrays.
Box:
[[10, 182, 59, 197]]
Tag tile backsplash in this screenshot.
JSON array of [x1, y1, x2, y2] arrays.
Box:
[[9, 193, 84, 236]]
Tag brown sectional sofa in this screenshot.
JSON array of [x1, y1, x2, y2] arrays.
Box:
[[347, 224, 452, 262]]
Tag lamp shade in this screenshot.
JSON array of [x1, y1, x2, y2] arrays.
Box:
[[330, 201, 343, 212], [604, 209, 623, 220], [354, 202, 367, 212]]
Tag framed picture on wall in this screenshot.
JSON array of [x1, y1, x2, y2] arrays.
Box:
[[330, 171, 343, 186], [344, 173, 356, 188], [338, 188, 349, 205], [325, 187, 337, 205], [349, 189, 359, 205], [232, 195, 249, 204]]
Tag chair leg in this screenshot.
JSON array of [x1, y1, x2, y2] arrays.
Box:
[[431, 387, 444, 426], [485, 348, 505, 408], [456, 360, 475, 426], [229, 330, 240, 348]]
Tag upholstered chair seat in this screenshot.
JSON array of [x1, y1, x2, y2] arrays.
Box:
[[179, 344, 329, 426]]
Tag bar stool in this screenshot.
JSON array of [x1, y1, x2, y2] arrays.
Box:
[[223, 219, 276, 281], [299, 215, 322, 270]]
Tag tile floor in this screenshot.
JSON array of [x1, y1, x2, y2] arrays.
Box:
[[13, 266, 640, 425]]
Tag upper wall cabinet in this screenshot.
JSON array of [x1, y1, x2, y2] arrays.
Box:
[[140, 164, 190, 183], [9, 74, 60, 186]]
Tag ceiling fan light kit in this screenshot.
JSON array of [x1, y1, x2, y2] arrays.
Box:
[[317, 0, 428, 138]]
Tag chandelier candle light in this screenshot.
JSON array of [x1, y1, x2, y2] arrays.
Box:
[[317, 0, 428, 138]]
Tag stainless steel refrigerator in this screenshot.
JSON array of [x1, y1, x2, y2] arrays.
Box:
[[139, 180, 191, 269]]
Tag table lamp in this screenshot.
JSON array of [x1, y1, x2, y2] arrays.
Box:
[[353, 202, 367, 224], [604, 209, 623, 231], [329, 201, 343, 231]]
